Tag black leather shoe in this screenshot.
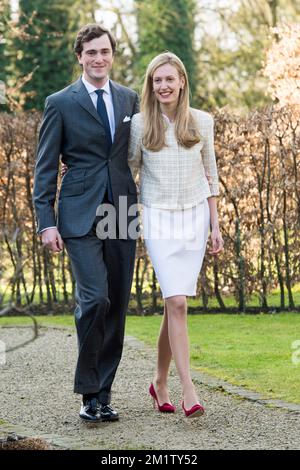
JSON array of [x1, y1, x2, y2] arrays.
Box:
[[100, 404, 119, 422], [79, 397, 101, 422]]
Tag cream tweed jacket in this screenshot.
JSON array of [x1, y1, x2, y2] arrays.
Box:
[[128, 108, 220, 209]]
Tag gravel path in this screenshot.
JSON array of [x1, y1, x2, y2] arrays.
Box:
[[0, 326, 299, 450]]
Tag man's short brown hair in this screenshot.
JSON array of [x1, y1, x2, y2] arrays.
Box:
[[74, 23, 116, 56]]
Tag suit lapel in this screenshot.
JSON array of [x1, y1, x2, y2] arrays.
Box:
[[71, 78, 127, 142], [71, 78, 104, 127], [110, 80, 124, 134]]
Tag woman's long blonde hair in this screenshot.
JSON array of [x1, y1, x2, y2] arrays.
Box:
[[141, 52, 201, 151]]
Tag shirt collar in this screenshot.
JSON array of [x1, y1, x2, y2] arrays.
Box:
[[81, 75, 111, 96]]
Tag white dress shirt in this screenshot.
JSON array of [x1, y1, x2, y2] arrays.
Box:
[[81, 75, 115, 141]]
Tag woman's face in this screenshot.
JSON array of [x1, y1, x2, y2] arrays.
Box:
[[152, 63, 185, 107]]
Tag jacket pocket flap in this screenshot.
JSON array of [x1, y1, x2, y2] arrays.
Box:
[[60, 181, 85, 197], [69, 168, 87, 180]]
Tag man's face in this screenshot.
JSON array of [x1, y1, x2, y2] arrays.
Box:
[[77, 34, 114, 87]]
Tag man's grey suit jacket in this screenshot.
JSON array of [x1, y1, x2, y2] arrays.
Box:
[[33, 77, 139, 238]]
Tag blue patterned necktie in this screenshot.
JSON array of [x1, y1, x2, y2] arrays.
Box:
[[95, 89, 113, 203], [95, 89, 112, 150]]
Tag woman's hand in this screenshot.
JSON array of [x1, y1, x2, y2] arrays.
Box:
[[61, 162, 68, 178], [208, 227, 224, 255]]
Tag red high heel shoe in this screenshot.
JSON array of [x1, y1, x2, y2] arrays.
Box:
[[182, 401, 205, 418], [149, 383, 176, 413]]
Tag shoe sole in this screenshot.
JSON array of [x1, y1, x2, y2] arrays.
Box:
[[101, 416, 119, 422], [79, 416, 102, 424], [186, 408, 205, 418]]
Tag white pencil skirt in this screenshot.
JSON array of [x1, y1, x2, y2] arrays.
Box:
[[142, 199, 210, 299]]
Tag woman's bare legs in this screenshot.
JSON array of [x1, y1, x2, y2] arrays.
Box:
[[165, 295, 199, 410], [153, 302, 173, 405]]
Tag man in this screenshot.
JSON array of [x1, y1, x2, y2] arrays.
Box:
[[33, 24, 139, 423]]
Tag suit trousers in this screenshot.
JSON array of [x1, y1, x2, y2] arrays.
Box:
[[63, 196, 136, 404]]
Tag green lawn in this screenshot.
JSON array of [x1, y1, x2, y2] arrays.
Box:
[[126, 313, 300, 404], [3, 284, 300, 309], [0, 313, 299, 404]]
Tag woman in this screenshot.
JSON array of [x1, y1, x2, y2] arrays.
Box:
[[128, 52, 223, 418]]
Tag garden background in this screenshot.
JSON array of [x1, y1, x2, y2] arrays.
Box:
[[1, 0, 300, 315], [0, 2, 300, 450]]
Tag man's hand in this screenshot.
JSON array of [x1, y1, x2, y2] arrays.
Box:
[[206, 173, 212, 185], [41, 228, 64, 253], [61, 162, 68, 177]]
